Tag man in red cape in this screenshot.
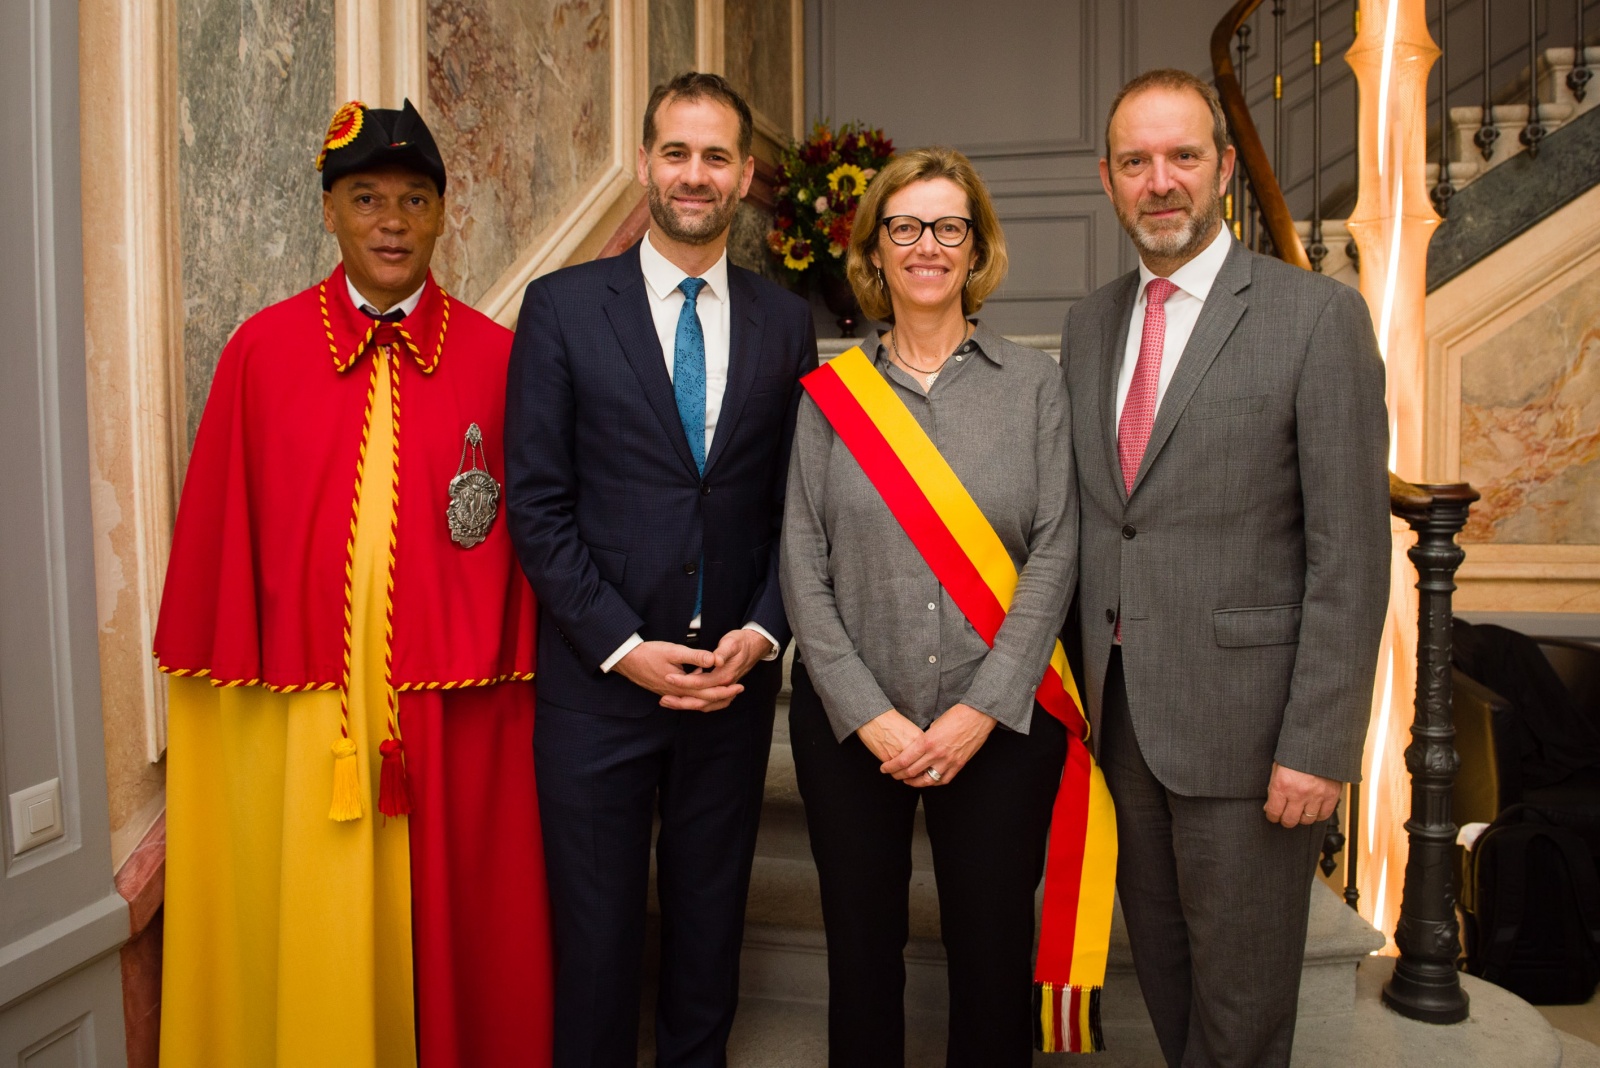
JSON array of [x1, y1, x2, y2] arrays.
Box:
[[154, 99, 552, 1067]]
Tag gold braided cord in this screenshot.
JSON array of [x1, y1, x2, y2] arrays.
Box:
[[154, 660, 339, 693], [395, 671, 536, 692], [154, 658, 532, 696], [318, 280, 451, 374], [334, 355, 381, 747], [381, 348, 405, 748], [395, 289, 449, 374]]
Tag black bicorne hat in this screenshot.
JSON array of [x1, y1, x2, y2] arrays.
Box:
[[316, 99, 447, 195]]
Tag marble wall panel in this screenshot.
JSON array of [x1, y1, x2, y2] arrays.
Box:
[[178, 0, 336, 445], [723, 0, 792, 135], [427, 0, 612, 304], [650, 0, 696, 91], [728, 200, 781, 283], [1460, 267, 1600, 544]]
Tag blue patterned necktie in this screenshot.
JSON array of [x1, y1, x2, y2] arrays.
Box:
[[675, 276, 708, 619], [674, 277, 708, 472]]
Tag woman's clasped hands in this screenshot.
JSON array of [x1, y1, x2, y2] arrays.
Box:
[[856, 703, 998, 788]]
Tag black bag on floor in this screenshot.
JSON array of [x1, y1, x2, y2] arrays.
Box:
[[1463, 803, 1600, 1004]]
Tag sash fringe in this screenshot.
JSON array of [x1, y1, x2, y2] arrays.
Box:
[[1033, 982, 1104, 1053]]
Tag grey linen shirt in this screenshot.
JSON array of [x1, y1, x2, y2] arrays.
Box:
[[780, 321, 1078, 742]]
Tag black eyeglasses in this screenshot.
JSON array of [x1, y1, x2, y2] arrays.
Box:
[[880, 215, 973, 247]]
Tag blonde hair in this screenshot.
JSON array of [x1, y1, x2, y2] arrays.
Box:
[[845, 146, 1008, 322]]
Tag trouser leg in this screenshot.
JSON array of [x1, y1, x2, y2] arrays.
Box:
[[1168, 791, 1323, 1067], [789, 662, 919, 1068], [923, 703, 1066, 1068], [1102, 651, 1326, 1068], [1099, 650, 1193, 1068], [653, 678, 777, 1068], [534, 698, 666, 1068]]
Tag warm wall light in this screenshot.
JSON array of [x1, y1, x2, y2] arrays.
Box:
[[1344, 0, 1441, 949]]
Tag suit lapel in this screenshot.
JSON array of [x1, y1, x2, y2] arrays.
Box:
[[603, 244, 700, 477], [1129, 240, 1253, 495], [705, 267, 764, 475], [1100, 272, 1139, 502]]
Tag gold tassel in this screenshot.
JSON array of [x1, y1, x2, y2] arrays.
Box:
[[329, 736, 363, 821]]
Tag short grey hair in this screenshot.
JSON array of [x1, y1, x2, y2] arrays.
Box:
[[1104, 68, 1231, 159]]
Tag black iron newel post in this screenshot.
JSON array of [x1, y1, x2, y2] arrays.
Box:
[[1382, 482, 1479, 1024]]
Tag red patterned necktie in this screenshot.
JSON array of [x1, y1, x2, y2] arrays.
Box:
[[1117, 277, 1179, 493]]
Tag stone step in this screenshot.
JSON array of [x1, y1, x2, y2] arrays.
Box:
[[711, 958, 1600, 1067]]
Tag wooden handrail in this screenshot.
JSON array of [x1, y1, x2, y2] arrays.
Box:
[[1388, 472, 1433, 512], [1211, 0, 1312, 270]]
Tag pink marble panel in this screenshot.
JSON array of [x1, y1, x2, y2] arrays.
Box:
[[723, 0, 792, 135], [1459, 268, 1600, 544], [427, 0, 613, 303]]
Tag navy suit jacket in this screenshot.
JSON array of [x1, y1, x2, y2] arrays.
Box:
[[505, 241, 817, 716]]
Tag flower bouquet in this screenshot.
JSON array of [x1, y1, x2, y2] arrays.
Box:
[[766, 121, 893, 334]]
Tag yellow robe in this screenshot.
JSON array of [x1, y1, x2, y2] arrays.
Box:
[[161, 350, 417, 1068]]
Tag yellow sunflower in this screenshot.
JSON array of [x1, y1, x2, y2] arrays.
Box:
[[782, 237, 815, 272], [827, 163, 868, 197]]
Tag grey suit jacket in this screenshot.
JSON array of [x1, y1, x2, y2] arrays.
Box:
[[1064, 238, 1390, 797]]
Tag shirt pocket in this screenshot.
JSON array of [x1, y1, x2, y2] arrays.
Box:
[[1212, 603, 1301, 647]]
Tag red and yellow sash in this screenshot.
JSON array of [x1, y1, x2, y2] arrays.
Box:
[[802, 347, 1117, 1053]]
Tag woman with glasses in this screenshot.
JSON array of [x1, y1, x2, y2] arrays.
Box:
[[780, 146, 1078, 1066]]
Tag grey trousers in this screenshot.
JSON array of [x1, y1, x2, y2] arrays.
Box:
[[1100, 650, 1326, 1068]]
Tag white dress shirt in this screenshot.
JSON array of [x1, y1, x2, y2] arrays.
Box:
[[601, 231, 777, 672], [1114, 225, 1234, 424], [346, 277, 426, 318]]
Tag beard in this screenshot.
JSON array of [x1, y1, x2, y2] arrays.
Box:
[[646, 174, 741, 246], [1118, 180, 1225, 261]]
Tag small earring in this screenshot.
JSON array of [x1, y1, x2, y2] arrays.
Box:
[[877, 267, 886, 289], [964, 270, 973, 290]]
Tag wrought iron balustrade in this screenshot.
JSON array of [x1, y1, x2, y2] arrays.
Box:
[[1215, 0, 1600, 266]]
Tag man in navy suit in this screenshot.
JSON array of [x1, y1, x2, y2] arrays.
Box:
[[505, 71, 816, 1068]]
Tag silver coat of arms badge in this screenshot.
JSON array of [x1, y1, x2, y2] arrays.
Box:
[[447, 422, 499, 549]]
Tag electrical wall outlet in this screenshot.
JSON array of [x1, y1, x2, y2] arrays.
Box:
[[9, 777, 65, 857]]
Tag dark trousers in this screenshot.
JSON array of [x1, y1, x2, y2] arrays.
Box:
[[1099, 649, 1325, 1068], [788, 661, 1067, 1068], [534, 670, 778, 1068]]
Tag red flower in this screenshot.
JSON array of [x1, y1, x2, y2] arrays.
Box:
[[827, 211, 854, 248]]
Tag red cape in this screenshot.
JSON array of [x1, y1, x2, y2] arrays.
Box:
[[154, 265, 535, 688]]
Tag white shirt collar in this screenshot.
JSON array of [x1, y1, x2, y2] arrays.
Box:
[[639, 229, 729, 304], [1136, 223, 1233, 302], [346, 275, 427, 318]]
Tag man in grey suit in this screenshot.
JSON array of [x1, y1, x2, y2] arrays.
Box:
[[1062, 68, 1390, 1066]]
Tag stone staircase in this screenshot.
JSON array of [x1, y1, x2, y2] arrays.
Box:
[[1298, 46, 1600, 290]]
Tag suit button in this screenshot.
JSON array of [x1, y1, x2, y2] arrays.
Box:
[[701, 483, 711, 496], [1105, 608, 1116, 623], [684, 563, 697, 575], [1122, 524, 1137, 539]]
